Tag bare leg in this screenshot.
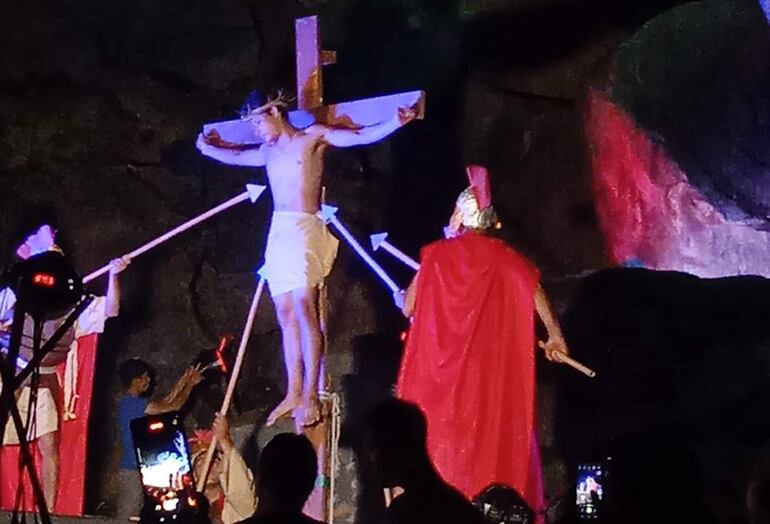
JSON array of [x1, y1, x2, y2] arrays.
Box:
[[38, 430, 59, 509], [318, 282, 330, 392], [267, 292, 304, 426], [291, 287, 323, 426]]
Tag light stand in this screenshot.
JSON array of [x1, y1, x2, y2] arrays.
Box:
[[0, 251, 91, 523]]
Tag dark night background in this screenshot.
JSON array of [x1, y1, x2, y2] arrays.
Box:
[[2, 0, 770, 522]]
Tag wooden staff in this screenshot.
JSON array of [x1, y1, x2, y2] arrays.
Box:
[[558, 354, 596, 378], [196, 276, 266, 491], [83, 184, 265, 283], [538, 341, 596, 378]]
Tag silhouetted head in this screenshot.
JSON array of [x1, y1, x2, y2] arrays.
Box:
[[119, 358, 155, 396], [363, 399, 433, 487], [258, 433, 317, 512]]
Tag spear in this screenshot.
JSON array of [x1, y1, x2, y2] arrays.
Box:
[[319, 206, 401, 294], [370, 232, 420, 271], [83, 184, 266, 283], [196, 273, 267, 491], [367, 232, 597, 378]]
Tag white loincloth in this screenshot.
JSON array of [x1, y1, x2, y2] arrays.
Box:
[[0, 295, 108, 444], [2, 383, 58, 444], [263, 211, 339, 297]]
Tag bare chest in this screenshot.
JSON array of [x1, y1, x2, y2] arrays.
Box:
[[265, 135, 325, 178]]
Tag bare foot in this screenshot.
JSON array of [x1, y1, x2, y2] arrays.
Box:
[[267, 394, 302, 426], [299, 396, 322, 427]]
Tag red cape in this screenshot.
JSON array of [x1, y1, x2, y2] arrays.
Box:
[[1, 333, 99, 515], [397, 233, 545, 521]]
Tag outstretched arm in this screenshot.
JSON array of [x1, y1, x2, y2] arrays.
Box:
[[534, 284, 569, 362], [314, 106, 419, 148], [196, 131, 266, 167], [146, 366, 203, 415], [105, 257, 130, 318]]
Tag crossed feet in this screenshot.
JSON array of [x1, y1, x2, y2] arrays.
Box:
[[266, 393, 322, 427]]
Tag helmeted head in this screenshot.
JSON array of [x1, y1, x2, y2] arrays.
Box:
[[240, 90, 292, 143], [445, 165, 499, 238]]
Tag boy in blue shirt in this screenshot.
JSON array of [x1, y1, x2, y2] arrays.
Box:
[[116, 358, 202, 519]]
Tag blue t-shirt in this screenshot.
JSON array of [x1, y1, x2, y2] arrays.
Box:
[[118, 395, 150, 470]]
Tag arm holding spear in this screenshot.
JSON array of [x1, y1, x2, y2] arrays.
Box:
[[534, 284, 569, 363]]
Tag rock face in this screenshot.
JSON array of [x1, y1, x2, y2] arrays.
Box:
[[560, 268, 770, 522], [586, 0, 770, 277], [6, 0, 761, 521]]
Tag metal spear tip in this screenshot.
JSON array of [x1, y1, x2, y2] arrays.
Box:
[[370, 232, 389, 251], [256, 265, 267, 279], [246, 184, 267, 203], [319, 204, 338, 223]]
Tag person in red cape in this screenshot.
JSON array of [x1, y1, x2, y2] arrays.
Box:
[[395, 165, 569, 524]]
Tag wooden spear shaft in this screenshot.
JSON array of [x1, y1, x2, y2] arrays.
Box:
[[83, 185, 265, 283], [538, 341, 596, 378], [196, 276, 266, 492]]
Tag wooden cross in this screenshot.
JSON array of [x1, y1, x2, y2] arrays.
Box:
[[203, 16, 425, 146]]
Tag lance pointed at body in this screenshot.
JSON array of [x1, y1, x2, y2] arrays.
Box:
[[196, 90, 420, 428], [321, 206, 401, 294], [83, 184, 266, 283], [370, 232, 420, 271]]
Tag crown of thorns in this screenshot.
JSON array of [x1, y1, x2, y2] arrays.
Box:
[[239, 90, 294, 119]]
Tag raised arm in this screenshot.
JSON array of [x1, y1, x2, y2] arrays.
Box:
[[534, 284, 569, 362], [394, 272, 419, 318], [212, 413, 257, 520], [314, 106, 418, 148], [145, 365, 203, 415], [196, 131, 265, 167], [105, 256, 130, 318]]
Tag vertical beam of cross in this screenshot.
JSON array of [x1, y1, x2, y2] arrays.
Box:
[[295, 16, 323, 109], [295, 16, 338, 110]]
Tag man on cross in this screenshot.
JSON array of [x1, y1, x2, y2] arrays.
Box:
[[197, 90, 418, 427]]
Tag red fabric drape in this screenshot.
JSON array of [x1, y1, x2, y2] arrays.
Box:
[[0, 333, 99, 515], [397, 232, 545, 523]]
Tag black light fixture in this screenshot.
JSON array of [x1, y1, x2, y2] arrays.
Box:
[[6, 250, 82, 320]]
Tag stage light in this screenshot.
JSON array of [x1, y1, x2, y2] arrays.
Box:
[[7, 250, 82, 319]]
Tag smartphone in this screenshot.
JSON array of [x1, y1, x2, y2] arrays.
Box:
[[576, 462, 607, 520], [131, 411, 195, 512]]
